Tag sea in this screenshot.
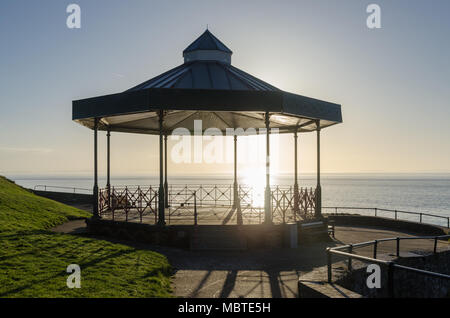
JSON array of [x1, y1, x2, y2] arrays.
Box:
[[6, 173, 450, 227]]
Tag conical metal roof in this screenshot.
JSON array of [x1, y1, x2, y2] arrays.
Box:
[[127, 61, 279, 91], [73, 31, 342, 135], [128, 30, 277, 91]]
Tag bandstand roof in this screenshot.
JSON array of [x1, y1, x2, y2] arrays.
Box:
[[72, 30, 342, 135]]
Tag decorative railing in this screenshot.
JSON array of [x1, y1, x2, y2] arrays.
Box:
[[98, 184, 317, 224], [271, 186, 316, 223], [99, 186, 158, 222], [168, 184, 233, 207]]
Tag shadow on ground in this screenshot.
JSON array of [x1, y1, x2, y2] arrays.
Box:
[[62, 220, 449, 298], [77, 227, 339, 298]]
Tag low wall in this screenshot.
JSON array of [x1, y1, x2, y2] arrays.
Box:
[[33, 190, 93, 205], [326, 214, 447, 236], [86, 219, 319, 249], [337, 251, 450, 298], [87, 219, 196, 248]]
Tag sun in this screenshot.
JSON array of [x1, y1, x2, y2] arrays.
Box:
[[241, 168, 269, 208]]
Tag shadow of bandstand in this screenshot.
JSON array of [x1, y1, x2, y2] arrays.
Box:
[[169, 246, 336, 298], [221, 206, 236, 225], [85, 232, 341, 298]]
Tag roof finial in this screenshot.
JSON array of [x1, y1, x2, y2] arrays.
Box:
[[206, 24, 209, 30]]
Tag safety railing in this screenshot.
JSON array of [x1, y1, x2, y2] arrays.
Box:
[[168, 188, 198, 224], [33, 185, 92, 194], [98, 186, 158, 223], [323, 206, 450, 228], [271, 186, 316, 222], [168, 184, 233, 207], [98, 184, 317, 224], [326, 234, 450, 297]]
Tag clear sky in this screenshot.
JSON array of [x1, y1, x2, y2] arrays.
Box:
[[0, 0, 449, 177]]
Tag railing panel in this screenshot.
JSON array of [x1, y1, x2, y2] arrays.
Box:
[[323, 206, 450, 228], [98, 186, 157, 223]]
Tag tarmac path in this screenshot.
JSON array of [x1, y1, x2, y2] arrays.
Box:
[[53, 220, 449, 298]]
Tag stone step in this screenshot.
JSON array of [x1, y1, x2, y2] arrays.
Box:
[[298, 265, 362, 298], [298, 280, 362, 298]]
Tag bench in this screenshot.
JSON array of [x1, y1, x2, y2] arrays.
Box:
[[299, 220, 335, 240], [328, 220, 335, 238]]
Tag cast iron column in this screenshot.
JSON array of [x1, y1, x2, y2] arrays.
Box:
[[264, 112, 272, 224], [293, 130, 300, 217], [158, 111, 166, 226], [164, 134, 169, 208], [234, 135, 243, 225], [315, 120, 322, 218], [93, 118, 99, 219], [106, 129, 111, 209]]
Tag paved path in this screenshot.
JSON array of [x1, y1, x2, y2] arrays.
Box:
[[52, 219, 87, 234], [167, 226, 448, 298], [53, 221, 449, 298]]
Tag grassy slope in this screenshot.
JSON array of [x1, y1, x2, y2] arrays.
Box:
[[0, 177, 172, 297]]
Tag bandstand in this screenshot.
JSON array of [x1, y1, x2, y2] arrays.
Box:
[[72, 30, 342, 232]]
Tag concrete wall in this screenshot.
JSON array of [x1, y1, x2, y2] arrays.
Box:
[[86, 219, 307, 249], [327, 214, 447, 236], [337, 251, 450, 298], [33, 190, 93, 205]]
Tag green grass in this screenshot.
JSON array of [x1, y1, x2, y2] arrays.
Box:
[[0, 177, 172, 297]]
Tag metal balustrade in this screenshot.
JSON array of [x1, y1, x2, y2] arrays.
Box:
[[326, 234, 450, 297], [97, 184, 317, 224], [33, 184, 450, 228], [98, 186, 158, 222], [33, 185, 91, 194], [323, 206, 450, 228]]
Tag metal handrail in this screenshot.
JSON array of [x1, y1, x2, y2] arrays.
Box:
[[393, 263, 450, 280], [323, 206, 450, 228], [33, 185, 91, 194], [326, 234, 450, 297]]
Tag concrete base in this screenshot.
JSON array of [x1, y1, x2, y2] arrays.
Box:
[[86, 218, 331, 250], [33, 190, 93, 205]]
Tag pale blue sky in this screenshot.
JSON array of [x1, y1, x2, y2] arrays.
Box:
[[0, 0, 449, 176]]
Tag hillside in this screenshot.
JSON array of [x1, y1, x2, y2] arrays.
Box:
[[0, 177, 172, 297]]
